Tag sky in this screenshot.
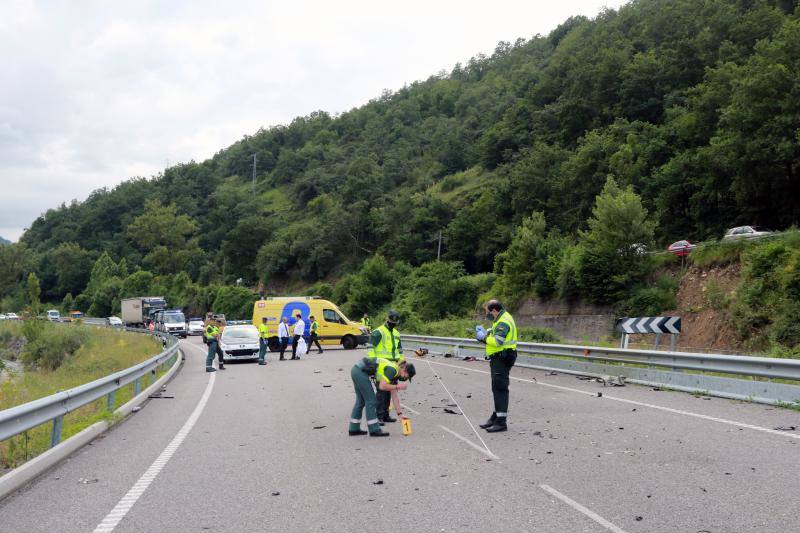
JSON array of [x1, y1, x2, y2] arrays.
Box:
[[0, 0, 628, 243]]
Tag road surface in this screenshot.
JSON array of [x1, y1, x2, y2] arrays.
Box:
[[1, 336, 799, 532]]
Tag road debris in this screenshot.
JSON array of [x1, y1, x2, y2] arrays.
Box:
[[271, 492, 280, 496], [443, 408, 460, 415], [313, 426, 326, 430], [322, 385, 332, 388], [774, 425, 797, 431], [131, 406, 141, 412], [78, 477, 98, 484], [373, 479, 384, 485]]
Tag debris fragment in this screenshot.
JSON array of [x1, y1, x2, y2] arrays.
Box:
[[443, 408, 460, 415], [322, 385, 332, 388], [313, 426, 326, 430], [774, 426, 797, 431], [313, 371, 321, 374], [271, 492, 280, 496], [635, 516, 643, 521], [597, 392, 603, 397], [652, 387, 662, 391], [548, 371, 558, 376], [132, 406, 141, 412], [78, 477, 98, 484], [466, 394, 472, 398], [463, 356, 476, 361], [373, 479, 384, 485]]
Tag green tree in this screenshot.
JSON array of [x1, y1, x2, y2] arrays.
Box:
[[27, 272, 41, 313], [576, 177, 655, 303], [127, 199, 199, 274], [396, 261, 476, 321]]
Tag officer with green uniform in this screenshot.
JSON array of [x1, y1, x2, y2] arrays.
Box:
[[308, 315, 323, 354], [348, 356, 415, 437], [361, 313, 372, 332], [204, 320, 226, 372], [258, 317, 269, 365], [367, 310, 405, 423], [475, 299, 517, 432]]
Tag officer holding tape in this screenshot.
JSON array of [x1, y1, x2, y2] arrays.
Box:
[[475, 299, 517, 432]]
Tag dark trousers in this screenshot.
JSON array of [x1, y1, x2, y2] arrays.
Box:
[[349, 365, 381, 434], [206, 339, 224, 367], [310, 333, 323, 353], [291, 334, 301, 357], [490, 351, 515, 418], [279, 338, 288, 359], [258, 338, 268, 362]]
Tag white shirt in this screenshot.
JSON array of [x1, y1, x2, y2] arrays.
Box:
[[278, 322, 289, 339], [293, 319, 305, 336]]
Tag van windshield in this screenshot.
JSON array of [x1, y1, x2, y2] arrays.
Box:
[[163, 312, 185, 324]]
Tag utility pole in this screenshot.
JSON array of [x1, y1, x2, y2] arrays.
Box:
[[252, 154, 257, 193], [437, 230, 442, 261]]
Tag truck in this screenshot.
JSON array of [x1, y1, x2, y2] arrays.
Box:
[[121, 297, 167, 327]]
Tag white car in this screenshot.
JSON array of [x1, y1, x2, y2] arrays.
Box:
[[106, 316, 123, 327], [218, 325, 260, 362], [4, 312, 19, 320], [46, 309, 61, 322], [0, 314, 6, 320], [723, 226, 772, 241], [187, 319, 205, 336]]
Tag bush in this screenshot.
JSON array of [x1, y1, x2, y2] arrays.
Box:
[[703, 280, 729, 311], [396, 261, 476, 321], [212, 286, 259, 320], [519, 327, 560, 343], [309, 282, 333, 300], [617, 276, 678, 316], [22, 325, 87, 371]]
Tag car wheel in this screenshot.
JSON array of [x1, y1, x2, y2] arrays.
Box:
[[268, 338, 281, 352], [342, 335, 357, 350]]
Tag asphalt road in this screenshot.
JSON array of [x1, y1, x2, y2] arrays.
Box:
[[1, 336, 799, 532]]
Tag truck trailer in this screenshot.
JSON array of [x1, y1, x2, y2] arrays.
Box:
[[121, 296, 167, 327]]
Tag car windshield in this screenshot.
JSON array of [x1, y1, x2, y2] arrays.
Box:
[[222, 326, 258, 341], [752, 226, 771, 232], [189, 320, 204, 326], [163, 313, 185, 324]]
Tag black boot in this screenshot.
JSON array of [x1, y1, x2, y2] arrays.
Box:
[[479, 414, 497, 429], [382, 415, 397, 423], [486, 418, 507, 433], [369, 430, 390, 437], [348, 429, 368, 436]]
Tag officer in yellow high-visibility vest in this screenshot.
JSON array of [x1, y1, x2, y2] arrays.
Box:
[[258, 317, 269, 365], [361, 313, 372, 333], [475, 299, 517, 432], [367, 310, 405, 423], [348, 356, 415, 437], [308, 315, 323, 354], [204, 320, 226, 372]]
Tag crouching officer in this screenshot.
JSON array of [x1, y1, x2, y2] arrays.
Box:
[[348, 357, 415, 437], [475, 299, 517, 432], [204, 320, 226, 372], [367, 310, 405, 423]]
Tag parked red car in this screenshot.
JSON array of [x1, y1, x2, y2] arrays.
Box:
[[668, 240, 696, 256]]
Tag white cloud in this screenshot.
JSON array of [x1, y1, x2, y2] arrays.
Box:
[[0, 0, 627, 243]]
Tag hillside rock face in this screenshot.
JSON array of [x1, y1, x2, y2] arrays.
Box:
[[515, 299, 615, 341]]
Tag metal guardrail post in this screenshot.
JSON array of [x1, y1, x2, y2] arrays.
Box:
[[134, 378, 142, 395], [106, 391, 115, 411], [50, 416, 63, 448]]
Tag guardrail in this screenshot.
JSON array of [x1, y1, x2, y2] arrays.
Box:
[[403, 334, 800, 406], [0, 329, 179, 447]]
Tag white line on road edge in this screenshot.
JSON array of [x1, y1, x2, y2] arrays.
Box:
[[421, 358, 497, 460], [439, 425, 498, 460], [425, 359, 799, 439], [93, 346, 216, 533], [539, 484, 628, 533]]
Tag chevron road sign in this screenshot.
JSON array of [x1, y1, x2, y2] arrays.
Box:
[[616, 316, 681, 335]]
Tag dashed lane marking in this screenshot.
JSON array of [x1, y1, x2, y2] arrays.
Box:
[[425, 359, 799, 440], [540, 484, 628, 533], [93, 343, 216, 532]]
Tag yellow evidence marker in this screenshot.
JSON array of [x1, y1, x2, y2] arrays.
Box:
[[401, 418, 412, 436]]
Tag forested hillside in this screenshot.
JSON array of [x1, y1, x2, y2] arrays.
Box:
[[1, 0, 798, 342]]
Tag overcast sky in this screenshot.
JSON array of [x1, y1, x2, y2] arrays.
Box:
[[0, 0, 628, 242]]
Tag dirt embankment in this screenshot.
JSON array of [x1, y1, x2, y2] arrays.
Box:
[[629, 262, 743, 352]]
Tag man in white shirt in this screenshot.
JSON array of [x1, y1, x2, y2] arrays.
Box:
[[278, 317, 290, 361], [291, 313, 306, 360]]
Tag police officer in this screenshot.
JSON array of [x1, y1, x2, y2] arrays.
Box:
[[204, 320, 226, 372], [361, 313, 372, 333], [367, 310, 405, 423], [348, 356, 415, 437], [258, 317, 269, 365], [308, 315, 323, 354], [475, 299, 517, 432]]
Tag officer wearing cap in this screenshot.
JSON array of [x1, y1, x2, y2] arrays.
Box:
[[367, 310, 405, 423], [475, 299, 517, 432], [348, 356, 416, 437]]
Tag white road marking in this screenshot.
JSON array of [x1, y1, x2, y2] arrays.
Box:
[[438, 425, 498, 460], [400, 403, 421, 415], [540, 484, 628, 533], [93, 343, 216, 532], [425, 359, 799, 439], [421, 358, 497, 459]]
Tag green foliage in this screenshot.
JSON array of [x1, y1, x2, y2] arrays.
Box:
[[22, 325, 87, 371], [211, 286, 259, 319], [395, 261, 476, 321], [618, 276, 678, 316], [342, 255, 396, 317], [127, 199, 200, 275], [703, 280, 730, 311], [26, 272, 41, 313]]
